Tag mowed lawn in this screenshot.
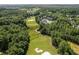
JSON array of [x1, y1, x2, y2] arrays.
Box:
[[26, 16, 57, 55], [69, 42, 79, 54]]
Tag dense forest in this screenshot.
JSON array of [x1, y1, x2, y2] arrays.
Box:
[[35, 8, 79, 55], [0, 8, 30, 55], [1, 5, 79, 55]]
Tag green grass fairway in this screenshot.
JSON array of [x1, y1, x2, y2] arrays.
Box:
[[69, 42, 79, 54], [26, 16, 57, 55]]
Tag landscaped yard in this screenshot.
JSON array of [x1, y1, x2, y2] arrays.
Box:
[[26, 16, 57, 55]]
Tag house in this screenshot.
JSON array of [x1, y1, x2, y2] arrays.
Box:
[[40, 16, 53, 24]]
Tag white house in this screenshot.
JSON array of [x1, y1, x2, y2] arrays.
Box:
[[40, 18, 52, 24]]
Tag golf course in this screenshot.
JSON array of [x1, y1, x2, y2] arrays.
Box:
[[26, 16, 57, 55]]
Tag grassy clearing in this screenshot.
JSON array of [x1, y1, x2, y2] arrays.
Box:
[[69, 42, 79, 54], [26, 16, 57, 55]]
